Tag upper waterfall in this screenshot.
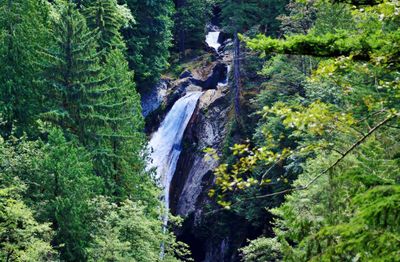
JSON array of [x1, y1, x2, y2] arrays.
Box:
[[148, 91, 203, 213], [206, 31, 221, 52]]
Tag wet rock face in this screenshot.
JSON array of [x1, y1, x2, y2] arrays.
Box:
[[217, 32, 231, 46], [170, 87, 230, 217], [141, 80, 169, 117], [180, 70, 193, 79], [190, 63, 227, 90], [144, 78, 198, 134], [168, 85, 238, 262], [201, 63, 227, 90], [143, 58, 228, 134]]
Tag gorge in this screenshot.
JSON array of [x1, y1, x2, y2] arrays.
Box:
[[146, 24, 241, 261], [3, 1, 397, 261]]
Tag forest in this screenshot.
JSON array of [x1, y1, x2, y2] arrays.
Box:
[[0, 0, 399, 261]]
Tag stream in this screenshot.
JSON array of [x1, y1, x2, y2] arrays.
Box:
[[148, 27, 225, 220], [147, 25, 229, 261], [148, 91, 203, 224]]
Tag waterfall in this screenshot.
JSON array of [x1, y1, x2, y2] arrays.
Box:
[[218, 65, 231, 87], [148, 91, 203, 220], [206, 31, 221, 52]]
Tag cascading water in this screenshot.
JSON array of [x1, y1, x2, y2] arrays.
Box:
[[148, 91, 203, 224], [206, 31, 221, 52], [218, 65, 231, 87]]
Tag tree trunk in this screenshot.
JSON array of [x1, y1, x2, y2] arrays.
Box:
[[178, 29, 185, 59], [176, 0, 186, 59], [233, 31, 241, 120]]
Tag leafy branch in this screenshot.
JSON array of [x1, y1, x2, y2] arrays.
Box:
[[207, 113, 398, 215]]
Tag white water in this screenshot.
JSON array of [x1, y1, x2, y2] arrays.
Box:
[[206, 31, 221, 52], [148, 91, 203, 219], [218, 65, 231, 87]]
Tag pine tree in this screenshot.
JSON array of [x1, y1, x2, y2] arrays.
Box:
[[40, 1, 104, 146], [0, 0, 50, 137], [123, 0, 174, 90], [89, 49, 149, 199], [83, 0, 126, 57]]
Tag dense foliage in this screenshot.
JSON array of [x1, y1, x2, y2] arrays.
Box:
[[174, 0, 214, 54], [208, 0, 400, 261], [1, 0, 399, 261], [0, 0, 181, 261], [123, 0, 174, 90]]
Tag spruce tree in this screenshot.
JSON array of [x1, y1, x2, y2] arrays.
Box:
[[83, 0, 126, 56], [0, 0, 50, 137], [89, 49, 149, 199], [81, 0, 149, 200], [123, 0, 174, 90], [40, 2, 105, 144]]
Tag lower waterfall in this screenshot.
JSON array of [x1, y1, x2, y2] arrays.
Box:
[[148, 91, 203, 223]]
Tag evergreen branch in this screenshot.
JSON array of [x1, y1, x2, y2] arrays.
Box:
[[387, 124, 400, 129]]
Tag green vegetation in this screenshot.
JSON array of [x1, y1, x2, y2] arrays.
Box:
[[208, 0, 400, 261], [123, 0, 174, 90], [0, 0, 180, 261], [174, 0, 214, 55], [1, 0, 399, 261]]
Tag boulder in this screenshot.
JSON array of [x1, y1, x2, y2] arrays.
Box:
[[141, 80, 169, 117], [217, 32, 230, 45], [179, 70, 193, 79], [190, 63, 227, 90]]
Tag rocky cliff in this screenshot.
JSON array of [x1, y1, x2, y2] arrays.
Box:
[[144, 29, 255, 261]]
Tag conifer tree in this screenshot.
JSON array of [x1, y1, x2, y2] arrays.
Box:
[[219, 0, 289, 121], [89, 49, 149, 199], [123, 0, 174, 90], [220, 0, 261, 119], [83, 0, 127, 57], [40, 1, 104, 146], [174, 0, 213, 55], [0, 0, 50, 137], [81, 0, 150, 200], [37, 128, 103, 261]]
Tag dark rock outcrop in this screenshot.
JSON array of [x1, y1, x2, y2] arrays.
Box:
[[169, 86, 251, 262], [190, 63, 227, 90], [180, 70, 193, 79], [144, 78, 199, 134], [217, 32, 231, 46], [141, 80, 169, 118]]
